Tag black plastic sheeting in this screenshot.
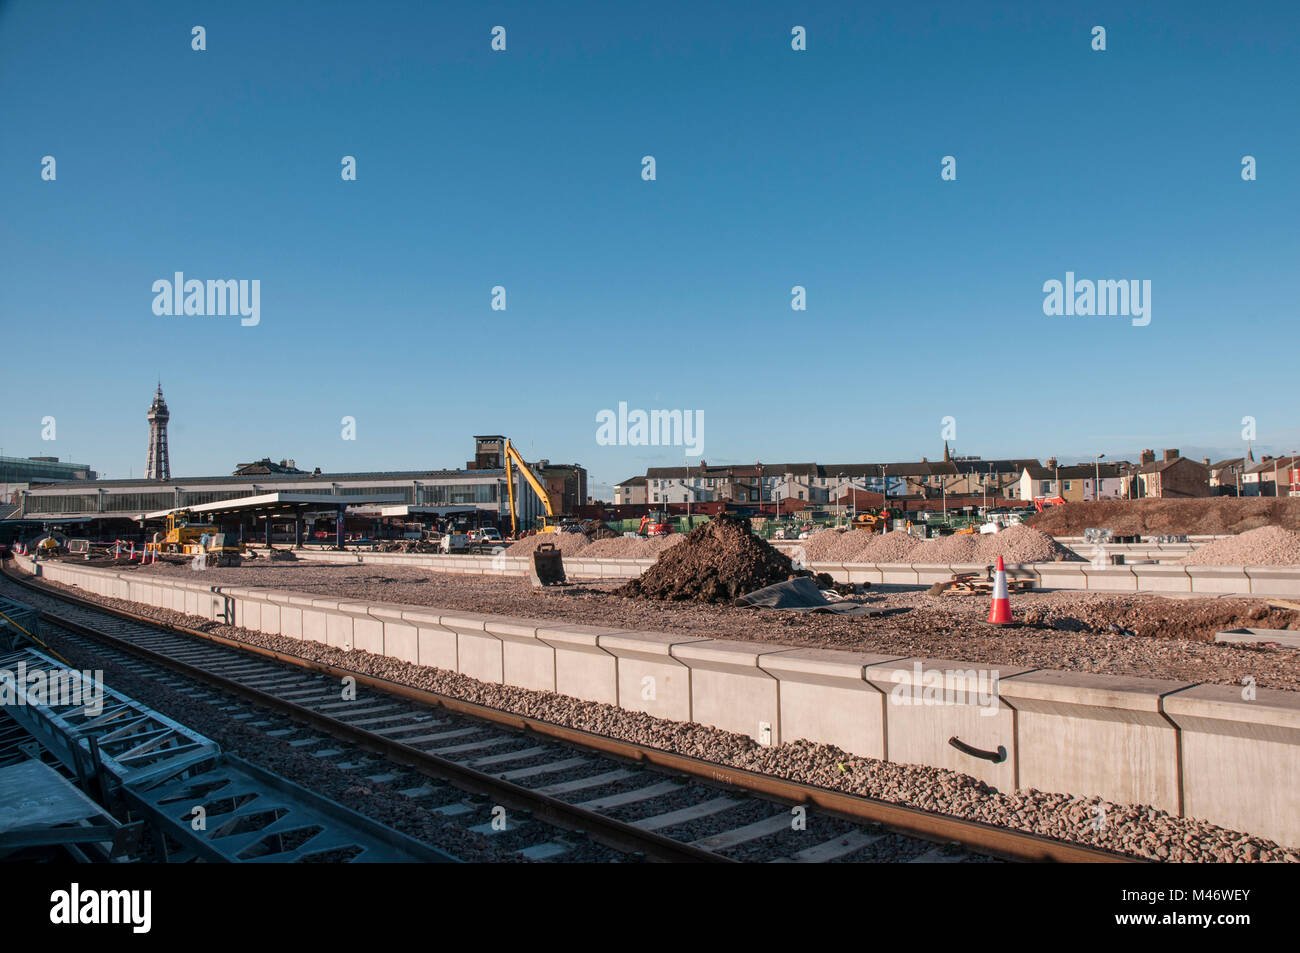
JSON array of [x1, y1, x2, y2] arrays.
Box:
[[734, 577, 886, 616]]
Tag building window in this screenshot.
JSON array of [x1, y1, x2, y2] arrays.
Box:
[[1063, 480, 1072, 491]]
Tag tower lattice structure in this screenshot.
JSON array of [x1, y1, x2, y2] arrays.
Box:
[[146, 385, 171, 481]]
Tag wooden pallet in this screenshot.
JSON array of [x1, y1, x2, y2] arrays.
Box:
[[929, 572, 1035, 596]]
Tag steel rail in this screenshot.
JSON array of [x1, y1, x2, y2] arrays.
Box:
[[2, 564, 1140, 863]]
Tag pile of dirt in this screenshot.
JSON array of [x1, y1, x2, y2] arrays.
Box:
[[574, 519, 620, 540], [266, 548, 298, 561], [1029, 498, 1300, 537], [1179, 526, 1300, 566], [619, 514, 804, 603], [581, 535, 684, 558], [505, 532, 590, 556]]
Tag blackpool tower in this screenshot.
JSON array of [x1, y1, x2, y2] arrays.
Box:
[[146, 384, 171, 481]]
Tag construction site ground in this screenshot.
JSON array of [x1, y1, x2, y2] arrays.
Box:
[[1028, 496, 1300, 537], [91, 560, 1300, 692]]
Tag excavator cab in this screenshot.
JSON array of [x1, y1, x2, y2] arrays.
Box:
[[639, 510, 673, 537]]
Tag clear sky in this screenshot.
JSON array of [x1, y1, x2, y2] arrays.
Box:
[[2, 1, 1297, 494]]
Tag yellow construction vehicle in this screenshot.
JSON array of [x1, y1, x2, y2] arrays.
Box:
[[852, 508, 899, 534], [148, 510, 244, 555], [503, 438, 560, 537]]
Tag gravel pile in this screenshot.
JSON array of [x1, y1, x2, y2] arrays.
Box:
[[506, 533, 590, 556], [908, 533, 983, 562], [797, 529, 863, 562], [619, 514, 801, 603], [853, 530, 925, 563], [799, 529, 882, 562], [908, 526, 1077, 564], [581, 535, 684, 559], [1179, 526, 1300, 566], [16, 572, 1292, 863], [1030, 498, 1300, 537]]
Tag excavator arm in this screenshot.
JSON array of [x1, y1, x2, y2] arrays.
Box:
[[503, 438, 557, 537]]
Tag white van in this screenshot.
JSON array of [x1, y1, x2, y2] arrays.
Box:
[[440, 533, 469, 553]]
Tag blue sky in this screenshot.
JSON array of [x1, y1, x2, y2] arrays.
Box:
[[2, 1, 1297, 494]]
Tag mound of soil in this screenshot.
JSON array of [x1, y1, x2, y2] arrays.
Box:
[[575, 519, 620, 540], [1028, 498, 1300, 537], [619, 514, 803, 603]]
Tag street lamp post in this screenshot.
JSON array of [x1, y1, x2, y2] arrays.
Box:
[[837, 471, 844, 529], [1095, 453, 1105, 501]]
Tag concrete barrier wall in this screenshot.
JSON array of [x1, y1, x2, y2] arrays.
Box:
[[236, 546, 1300, 597], [12, 553, 1299, 848]]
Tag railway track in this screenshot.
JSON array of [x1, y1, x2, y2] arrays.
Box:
[[1, 564, 1136, 863]]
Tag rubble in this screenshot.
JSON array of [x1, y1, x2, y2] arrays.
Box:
[[618, 514, 804, 603]]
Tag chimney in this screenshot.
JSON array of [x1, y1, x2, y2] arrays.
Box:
[[1202, 457, 1210, 466], [1163, 449, 1179, 462], [1140, 449, 1155, 465], [1046, 457, 1058, 469]]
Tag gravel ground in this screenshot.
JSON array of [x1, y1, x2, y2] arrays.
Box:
[[1179, 526, 1300, 566], [87, 559, 1300, 691], [14, 570, 1295, 862]]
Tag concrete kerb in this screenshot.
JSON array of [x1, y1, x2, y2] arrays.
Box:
[[998, 670, 1191, 817], [670, 639, 795, 745], [865, 657, 1032, 791], [1131, 564, 1193, 593], [535, 623, 624, 706], [397, 607, 458, 671], [758, 648, 906, 760], [597, 630, 709, 723], [1185, 566, 1251, 595], [1163, 683, 1300, 850], [439, 611, 502, 685], [484, 617, 557, 693], [1080, 564, 1139, 592]]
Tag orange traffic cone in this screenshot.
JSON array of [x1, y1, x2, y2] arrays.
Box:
[[988, 555, 1013, 625]]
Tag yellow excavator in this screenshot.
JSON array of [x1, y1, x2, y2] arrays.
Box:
[[503, 438, 560, 537]]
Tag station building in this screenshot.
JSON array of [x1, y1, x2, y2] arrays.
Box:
[[13, 437, 586, 541]]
